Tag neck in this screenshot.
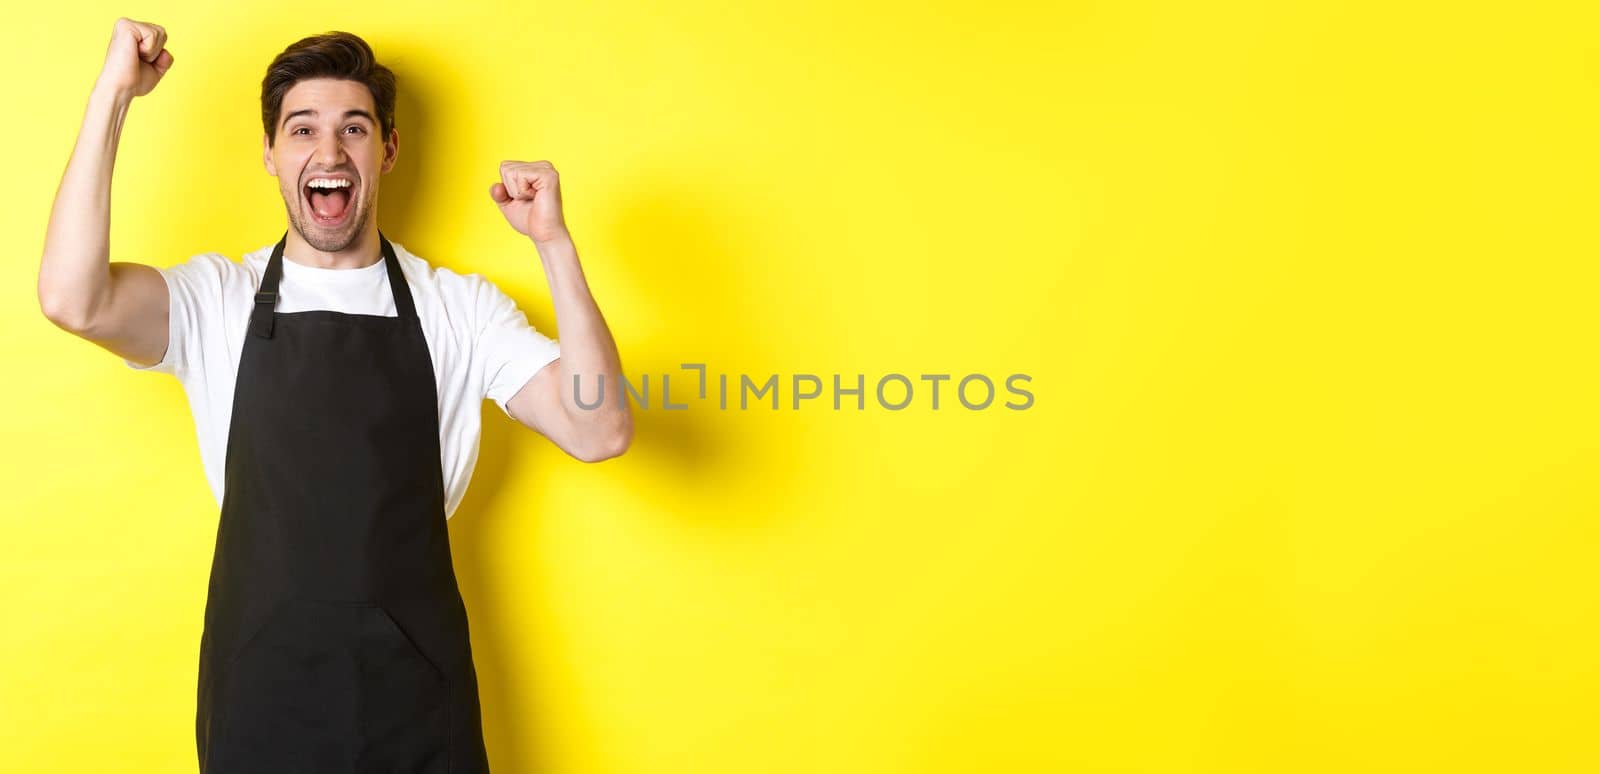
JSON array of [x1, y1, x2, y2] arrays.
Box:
[[283, 222, 382, 269]]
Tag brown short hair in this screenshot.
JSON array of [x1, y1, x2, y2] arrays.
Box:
[[261, 31, 396, 146]]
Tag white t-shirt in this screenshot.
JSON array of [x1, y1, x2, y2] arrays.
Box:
[[125, 240, 561, 520]]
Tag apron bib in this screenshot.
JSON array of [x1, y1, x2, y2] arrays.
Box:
[[195, 232, 491, 773]]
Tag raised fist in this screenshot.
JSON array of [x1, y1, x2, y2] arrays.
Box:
[[96, 18, 173, 98], [490, 160, 569, 243]]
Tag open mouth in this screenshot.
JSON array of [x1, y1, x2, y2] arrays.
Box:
[[303, 176, 355, 227]]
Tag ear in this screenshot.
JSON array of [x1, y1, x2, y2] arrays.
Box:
[[381, 127, 399, 175], [263, 134, 277, 176]]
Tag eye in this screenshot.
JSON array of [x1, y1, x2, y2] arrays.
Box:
[[346, 125, 365, 135], [292, 127, 309, 135]]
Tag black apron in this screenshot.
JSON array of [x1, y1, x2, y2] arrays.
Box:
[[195, 232, 492, 773]]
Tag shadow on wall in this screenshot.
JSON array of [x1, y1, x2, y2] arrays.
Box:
[[446, 178, 803, 769], [391, 92, 801, 774], [374, 55, 435, 248]]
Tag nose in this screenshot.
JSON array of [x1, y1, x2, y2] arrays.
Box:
[[314, 130, 346, 168]]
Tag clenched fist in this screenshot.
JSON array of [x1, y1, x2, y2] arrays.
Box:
[[96, 18, 173, 99], [490, 160, 569, 243]]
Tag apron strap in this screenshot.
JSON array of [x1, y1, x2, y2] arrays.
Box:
[[248, 234, 289, 339], [378, 232, 420, 325]]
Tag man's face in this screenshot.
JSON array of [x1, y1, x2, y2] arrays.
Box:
[[263, 77, 397, 253]]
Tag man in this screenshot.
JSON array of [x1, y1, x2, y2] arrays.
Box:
[[37, 18, 631, 773]]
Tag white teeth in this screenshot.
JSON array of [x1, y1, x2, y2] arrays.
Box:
[[306, 178, 352, 189]]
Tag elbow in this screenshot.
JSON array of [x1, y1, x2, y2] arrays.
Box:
[[570, 413, 633, 463], [38, 287, 93, 334]]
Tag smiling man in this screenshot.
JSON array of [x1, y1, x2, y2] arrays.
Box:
[[37, 18, 630, 774]]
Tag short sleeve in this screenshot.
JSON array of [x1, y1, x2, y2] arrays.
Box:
[[123, 253, 228, 377], [476, 278, 561, 417]]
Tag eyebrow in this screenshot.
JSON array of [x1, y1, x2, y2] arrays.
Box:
[[281, 108, 377, 129]]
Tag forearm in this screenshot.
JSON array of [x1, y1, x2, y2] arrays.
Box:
[[38, 83, 133, 330], [534, 232, 631, 447]]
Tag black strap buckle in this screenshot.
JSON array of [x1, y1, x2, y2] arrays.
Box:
[[254, 290, 277, 305]]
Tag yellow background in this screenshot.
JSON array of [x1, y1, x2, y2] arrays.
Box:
[[4, 1, 1598, 772]]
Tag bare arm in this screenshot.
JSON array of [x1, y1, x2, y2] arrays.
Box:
[[37, 18, 174, 367], [505, 233, 632, 462], [492, 161, 632, 463]]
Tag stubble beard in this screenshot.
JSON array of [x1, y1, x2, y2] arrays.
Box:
[[286, 187, 372, 254]]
